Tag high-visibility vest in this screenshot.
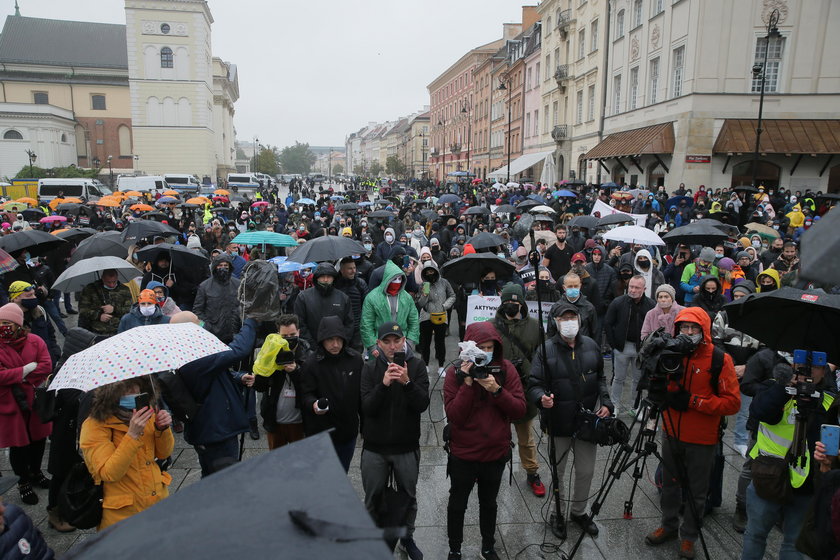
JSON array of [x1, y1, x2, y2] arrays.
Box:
[[749, 392, 834, 488]]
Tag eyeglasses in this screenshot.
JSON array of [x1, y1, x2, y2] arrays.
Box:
[[678, 324, 702, 333]]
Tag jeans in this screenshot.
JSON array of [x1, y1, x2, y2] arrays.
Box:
[[333, 437, 357, 473], [447, 455, 507, 552], [51, 289, 74, 312], [734, 393, 752, 447], [418, 320, 447, 368], [195, 436, 240, 477], [610, 342, 641, 412], [741, 483, 811, 560], [361, 449, 420, 538], [42, 298, 67, 335]]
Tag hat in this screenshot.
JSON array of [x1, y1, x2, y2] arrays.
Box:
[[735, 250, 750, 261], [186, 235, 202, 249], [430, 237, 440, 246], [377, 321, 405, 340], [313, 262, 338, 279], [275, 350, 296, 365], [550, 301, 580, 318], [0, 302, 24, 326], [655, 284, 676, 300], [500, 283, 524, 303], [341, 227, 353, 236], [138, 289, 157, 304], [698, 247, 716, 263], [571, 252, 586, 263], [732, 280, 756, 296], [717, 257, 735, 271], [8, 280, 34, 300], [584, 239, 596, 250]]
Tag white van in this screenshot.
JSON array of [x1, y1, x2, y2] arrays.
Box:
[[163, 174, 201, 193], [226, 173, 260, 190], [254, 172, 274, 187], [115, 175, 170, 192], [38, 178, 112, 202]]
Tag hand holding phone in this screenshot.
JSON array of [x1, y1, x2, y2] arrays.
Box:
[[821, 424, 840, 456], [392, 351, 406, 367], [134, 392, 151, 411]]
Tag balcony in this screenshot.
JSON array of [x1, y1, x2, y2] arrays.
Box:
[[551, 125, 568, 143], [430, 148, 440, 157], [449, 143, 462, 155], [554, 65, 571, 91], [557, 9, 573, 37]]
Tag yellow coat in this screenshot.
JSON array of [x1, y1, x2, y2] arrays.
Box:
[[80, 414, 174, 530]]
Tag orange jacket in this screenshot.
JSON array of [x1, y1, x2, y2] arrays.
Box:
[[80, 414, 174, 530], [662, 307, 741, 445]]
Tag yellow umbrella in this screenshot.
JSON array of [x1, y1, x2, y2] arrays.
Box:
[[50, 228, 70, 236], [213, 189, 230, 196], [15, 197, 38, 206], [2, 201, 28, 211]]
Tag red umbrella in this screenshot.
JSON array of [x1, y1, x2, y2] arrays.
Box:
[[251, 201, 269, 207], [212, 196, 229, 203], [471, 178, 483, 185], [39, 215, 68, 224]]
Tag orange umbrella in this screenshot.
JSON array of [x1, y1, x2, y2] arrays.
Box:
[[48, 198, 65, 210], [15, 197, 38, 206], [122, 190, 142, 198], [95, 198, 121, 208], [213, 189, 230, 196], [62, 197, 83, 204], [187, 197, 210, 205], [162, 190, 180, 196], [130, 203, 154, 212], [50, 228, 70, 236]]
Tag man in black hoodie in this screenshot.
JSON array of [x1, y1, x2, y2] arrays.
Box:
[[293, 263, 354, 348], [360, 322, 430, 559], [193, 254, 241, 343]]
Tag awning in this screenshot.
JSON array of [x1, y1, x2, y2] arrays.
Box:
[[584, 122, 675, 159], [713, 119, 840, 154], [488, 150, 554, 179]]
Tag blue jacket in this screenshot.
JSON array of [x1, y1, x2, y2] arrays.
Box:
[[0, 504, 54, 560], [178, 318, 257, 445], [117, 304, 170, 333], [230, 253, 247, 279]]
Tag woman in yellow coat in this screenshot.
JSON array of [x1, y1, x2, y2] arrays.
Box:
[[80, 377, 174, 530]]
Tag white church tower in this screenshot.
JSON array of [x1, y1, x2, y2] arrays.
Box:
[[125, 0, 216, 179]]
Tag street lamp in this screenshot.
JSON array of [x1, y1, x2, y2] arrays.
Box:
[[107, 155, 113, 187], [498, 76, 512, 183], [25, 149, 36, 178], [750, 9, 781, 189], [328, 148, 332, 185], [253, 137, 259, 174], [461, 100, 472, 179], [437, 118, 446, 181]]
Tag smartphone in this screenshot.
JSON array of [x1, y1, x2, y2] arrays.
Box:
[[402, 255, 411, 268], [393, 351, 406, 367], [821, 424, 840, 456], [134, 392, 151, 410]]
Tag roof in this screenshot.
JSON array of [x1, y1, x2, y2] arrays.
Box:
[[713, 119, 840, 155], [0, 16, 127, 69], [584, 122, 675, 159]]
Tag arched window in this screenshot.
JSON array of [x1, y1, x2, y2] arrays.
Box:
[[161, 47, 174, 69], [731, 160, 781, 189], [61, 133, 67, 143], [3, 130, 23, 140]]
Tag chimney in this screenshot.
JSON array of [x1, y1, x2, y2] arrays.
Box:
[[522, 5, 540, 29]]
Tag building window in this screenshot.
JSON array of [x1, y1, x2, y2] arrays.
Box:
[[587, 85, 595, 121], [33, 92, 48, 104], [591, 20, 599, 52], [629, 66, 639, 109], [649, 57, 660, 104], [61, 133, 67, 143], [633, 0, 643, 28], [544, 105, 549, 131], [616, 10, 625, 38], [752, 36, 785, 93], [3, 130, 23, 140], [576, 91, 583, 124], [161, 23, 170, 34], [535, 62, 540, 82], [652, 0, 664, 16], [613, 75, 622, 114], [552, 101, 559, 125], [545, 55, 551, 79], [525, 113, 531, 138], [526, 68, 532, 90], [96, 139, 104, 145], [671, 46, 685, 98], [534, 109, 539, 136], [118, 125, 132, 156], [91, 94, 106, 110], [578, 30, 586, 59], [161, 47, 174, 68]]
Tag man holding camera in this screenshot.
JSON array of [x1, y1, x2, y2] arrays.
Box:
[[740, 352, 836, 559], [529, 302, 613, 539], [360, 322, 430, 560], [646, 307, 740, 559]]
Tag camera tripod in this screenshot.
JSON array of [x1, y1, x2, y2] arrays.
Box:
[[566, 394, 712, 560]]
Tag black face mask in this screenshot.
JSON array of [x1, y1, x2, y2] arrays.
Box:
[[760, 283, 776, 292], [284, 336, 299, 349], [315, 281, 334, 296], [213, 268, 231, 282], [620, 272, 633, 280], [424, 273, 438, 284], [481, 280, 496, 293], [502, 302, 520, 317]]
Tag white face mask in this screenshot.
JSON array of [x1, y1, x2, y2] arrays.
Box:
[[385, 234, 394, 243], [558, 319, 579, 339], [139, 305, 156, 317]]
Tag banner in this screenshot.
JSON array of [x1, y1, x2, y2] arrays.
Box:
[[589, 199, 647, 226], [466, 295, 554, 329]]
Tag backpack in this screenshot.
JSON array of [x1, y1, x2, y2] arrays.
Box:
[[237, 259, 282, 322]]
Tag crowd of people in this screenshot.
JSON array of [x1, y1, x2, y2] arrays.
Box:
[[0, 176, 838, 560]]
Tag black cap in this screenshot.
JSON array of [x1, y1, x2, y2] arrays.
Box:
[[377, 321, 405, 340], [550, 302, 580, 318]]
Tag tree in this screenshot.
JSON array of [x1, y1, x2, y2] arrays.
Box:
[[332, 163, 344, 175], [251, 146, 280, 176], [12, 164, 99, 181], [385, 155, 407, 178], [278, 142, 317, 175], [369, 161, 383, 177]]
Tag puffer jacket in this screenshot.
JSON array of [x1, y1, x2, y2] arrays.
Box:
[[414, 261, 455, 322], [0, 504, 54, 559], [361, 260, 420, 348], [661, 306, 741, 445], [80, 414, 174, 530], [0, 333, 52, 448], [492, 304, 541, 423], [117, 303, 171, 333], [193, 254, 241, 343], [527, 332, 612, 437]]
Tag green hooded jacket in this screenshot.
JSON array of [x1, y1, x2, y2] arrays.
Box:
[[360, 260, 420, 348]]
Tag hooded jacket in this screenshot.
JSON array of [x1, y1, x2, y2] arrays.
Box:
[[755, 268, 780, 292], [414, 260, 456, 323], [145, 280, 182, 316], [584, 245, 617, 310], [662, 307, 741, 445], [691, 274, 727, 322], [193, 254, 241, 344], [293, 265, 354, 348], [361, 260, 420, 348], [443, 322, 526, 462], [633, 249, 665, 298], [374, 226, 398, 262], [680, 259, 719, 304], [117, 302, 171, 333]]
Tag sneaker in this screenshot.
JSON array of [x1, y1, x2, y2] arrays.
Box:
[[398, 538, 423, 560], [548, 512, 566, 540], [570, 512, 599, 536], [479, 549, 500, 560], [645, 527, 677, 546], [18, 482, 38, 505], [66, 308, 78, 314], [678, 539, 696, 559], [734, 443, 749, 458], [31, 471, 50, 490], [733, 508, 747, 533], [249, 419, 260, 440], [447, 552, 461, 560], [527, 473, 546, 497]]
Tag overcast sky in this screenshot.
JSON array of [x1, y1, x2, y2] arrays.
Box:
[[9, 0, 527, 149]]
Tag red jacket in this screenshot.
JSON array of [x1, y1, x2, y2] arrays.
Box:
[[444, 322, 526, 462], [0, 333, 53, 447], [663, 307, 741, 445]]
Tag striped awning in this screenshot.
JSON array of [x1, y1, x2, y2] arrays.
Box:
[[584, 122, 675, 159], [713, 119, 840, 154]]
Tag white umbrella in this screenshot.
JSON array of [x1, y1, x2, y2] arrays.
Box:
[[506, 181, 520, 188], [602, 225, 665, 246], [50, 323, 231, 392], [528, 205, 556, 215], [52, 256, 140, 293], [539, 154, 557, 186]]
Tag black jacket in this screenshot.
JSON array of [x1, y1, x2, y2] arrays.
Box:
[[546, 295, 598, 339], [293, 285, 353, 348], [691, 275, 726, 322], [527, 333, 612, 437], [335, 274, 368, 346], [253, 339, 312, 431], [604, 294, 656, 351], [360, 349, 430, 454], [0, 504, 54, 560]]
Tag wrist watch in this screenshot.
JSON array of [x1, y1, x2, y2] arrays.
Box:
[[492, 386, 503, 397]]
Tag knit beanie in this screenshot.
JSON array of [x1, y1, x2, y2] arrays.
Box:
[[0, 303, 24, 326], [735, 250, 750, 262], [717, 257, 735, 271], [186, 235, 202, 249], [500, 283, 524, 304], [138, 289, 157, 304], [732, 280, 756, 296], [655, 284, 676, 301], [698, 247, 716, 263]]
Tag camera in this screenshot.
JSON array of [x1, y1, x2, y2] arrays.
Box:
[[784, 349, 824, 411], [637, 329, 697, 407]]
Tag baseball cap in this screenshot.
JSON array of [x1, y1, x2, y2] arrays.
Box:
[[377, 321, 405, 340]]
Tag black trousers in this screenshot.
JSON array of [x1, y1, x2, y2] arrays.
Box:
[[9, 438, 47, 483], [447, 454, 507, 552], [418, 320, 447, 368]]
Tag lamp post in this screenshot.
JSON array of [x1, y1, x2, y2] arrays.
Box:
[[750, 9, 781, 189], [253, 137, 259, 174], [328, 148, 332, 185], [437, 118, 446, 181], [461, 100, 472, 179], [133, 154, 140, 174], [107, 155, 113, 187], [498, 76, 512, 183], [25, 149, 36, 178]]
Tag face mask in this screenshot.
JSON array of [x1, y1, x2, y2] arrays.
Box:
[[481, 280, 496, 293], [119, 394, 139, 410], [715, 252, 724, 259], [284, 335, 299, 349], [657, 299, 672, 309], [637, 260, 650, 270], [481, 350, 494, 364], [139, 305, 156, 317], [21, 298, 38, 310], [213, 268, 231, 282], [103, 282, 117, 290], [502, 302, 520, 317], [620, 272, 632, 280], [760, 283, 776, 292], [752, 240, 761, 248], [688, 333, 703, 347], [363, 243, 373, 251], [316, 281, 334, 295], [385, 234, 394, 243], [386, 280, 402, 295], [559, 319, 579, 338], [565, 287, 580, 300], [0, 323, 18, 341]]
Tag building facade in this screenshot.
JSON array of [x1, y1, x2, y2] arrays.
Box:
[[212, 57, 239, 181]]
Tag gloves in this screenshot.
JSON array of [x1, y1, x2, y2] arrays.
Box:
[[667, 388, 691, 412], [22, 362, 38, 378], [772, 363, 794, 385]]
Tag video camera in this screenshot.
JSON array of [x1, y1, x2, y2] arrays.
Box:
[[784, 349, 825, 410], [458, 340, 502, 380], [636, 329, 698, 407]]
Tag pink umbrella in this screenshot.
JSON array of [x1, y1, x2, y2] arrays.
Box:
[[251, 201, 269, 207], [39, 215, 68, 224]]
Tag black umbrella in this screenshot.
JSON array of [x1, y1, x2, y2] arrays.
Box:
[[733, 185, 759, 193], [141, 211, 170, 222], [337, 202, 360, 212], [0, 229, 66, 257], [135, 243, 209, 268], [568, 215, 598, 230], [493, 204, 518, 214], [56, 202, 82, 214], [464, 206, 491, 216], [54, 227, 98, 243], [815, 193, 840, 202], [121, 220, 180, 243], [516, 199, 540, 211], [565, 179, 586, 187], [723, 288, 840, 362], [61, 433, 392, 560], [467, 232, 506, 250], [800, 207, 840, 285], [661, 222, 730, 246], [692, 218, 740, 238], [177, 203, 200, 209], [367, 210, 396, 219], [597, 213, 635, 227], [438, 194, 460, 204], [419, 209, 439, 221], [69, 231, 129, 264], [21, 208, 46, 222], [287, 235, 368, 264], [212, 207, 238, 217], [441, 253, 515, 284]]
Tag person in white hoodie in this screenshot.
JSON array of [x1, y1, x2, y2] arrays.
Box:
[[633, 248, 664, 298]]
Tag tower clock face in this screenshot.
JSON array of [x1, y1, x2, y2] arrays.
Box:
[[161, 23, 171, 34]]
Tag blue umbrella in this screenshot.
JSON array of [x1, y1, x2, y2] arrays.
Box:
[[232, 231, 298, 247], [527, 194, 547, 204], [600, 182, 619, 189], [330, 195, 345, 200], [358, 201, 373, 206], [271, 257, 317, 274], [156, 196, 179, 204], [553, 189, 577, 198], [438, 194, 460, 204], [666, 195, 693, 209], [297, 198, 316, 205]]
